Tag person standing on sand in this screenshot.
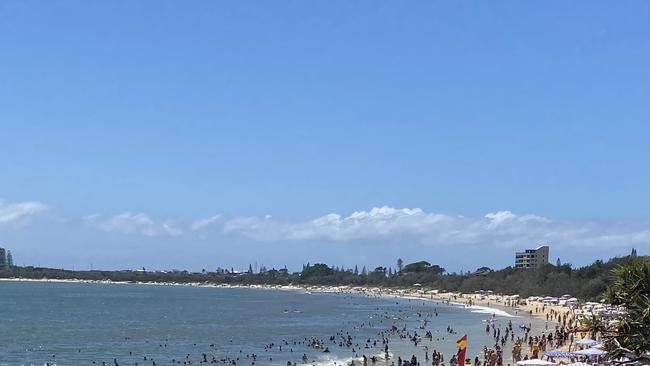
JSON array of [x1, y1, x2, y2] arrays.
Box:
[[531, 344, 539, 359]]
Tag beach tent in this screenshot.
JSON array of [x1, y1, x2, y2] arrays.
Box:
[[575, 348, 606, 356], [544, 350, 578, 358], [516, 359, 557, 365], [576, 338, 599, 346]]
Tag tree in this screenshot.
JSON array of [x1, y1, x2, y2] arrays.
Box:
[[602, 258, 650, 364], [248, 264, 253, 274], [361, 266, 367, 276], [402, 261, 440, 273], [397, 258, 403, 273], [354, 265, 359, 275], [582, 313, 607, 342], [301, 263, 334, 278], [368, 267, 387, 281]]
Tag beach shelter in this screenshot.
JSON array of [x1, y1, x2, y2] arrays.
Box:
[[576, 338, 598, 347], [516, 359, 557, 366], [575, 348, 605, 356], [544, 350, 578, 358]]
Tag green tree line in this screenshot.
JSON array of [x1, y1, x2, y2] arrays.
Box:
[[0, 254, 644, 301]]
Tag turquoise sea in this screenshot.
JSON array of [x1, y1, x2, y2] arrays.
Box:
[[0, 281, 543, 366]]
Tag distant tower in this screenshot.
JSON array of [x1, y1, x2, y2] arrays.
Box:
[[0, 247, 6, 267], [556, 258, 561, 266], [6, 250, 13, 267]]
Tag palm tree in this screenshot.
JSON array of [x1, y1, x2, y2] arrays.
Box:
[[602, 258, 650, 364]]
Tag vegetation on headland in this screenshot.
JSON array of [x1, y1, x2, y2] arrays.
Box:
[[0, 253, 645, 302]]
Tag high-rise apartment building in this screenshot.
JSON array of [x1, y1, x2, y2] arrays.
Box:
[[515, 245, 549, 269]]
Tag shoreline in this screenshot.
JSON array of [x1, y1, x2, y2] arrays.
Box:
[[0, 276, 565, 323], [1, 277, 576, 364]]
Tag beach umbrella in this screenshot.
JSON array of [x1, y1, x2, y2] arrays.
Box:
[[544, 350, 578, 358], [516, 359, 557, 365], [565, 362, 591, 366], [575, 348, 605, 356], [576, 338, 598, 346]]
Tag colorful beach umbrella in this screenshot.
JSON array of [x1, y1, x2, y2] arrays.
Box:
[[544, 350, 578, 358]]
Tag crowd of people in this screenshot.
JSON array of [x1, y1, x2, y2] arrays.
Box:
[[43, 292, 573, 366]]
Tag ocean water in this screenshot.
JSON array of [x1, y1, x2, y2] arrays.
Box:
[[0, 281, 543, 366]]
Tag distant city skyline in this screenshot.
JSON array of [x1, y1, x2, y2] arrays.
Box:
[[0, 1, 648, 272]]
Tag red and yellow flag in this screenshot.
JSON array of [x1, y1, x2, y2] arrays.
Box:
[[456, 334, 467, 349], [456, 335, 467, 365]]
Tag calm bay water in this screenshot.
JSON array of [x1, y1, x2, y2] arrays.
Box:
[[0, 281, 541, 366]]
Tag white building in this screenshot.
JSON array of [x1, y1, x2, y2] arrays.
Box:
[[515, 245, 549, 269]]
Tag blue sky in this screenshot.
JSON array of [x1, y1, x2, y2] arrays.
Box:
[[0, 1, 648, 272]]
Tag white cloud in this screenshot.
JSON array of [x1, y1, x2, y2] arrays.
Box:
[[190, 215, 221, 231], [83, 212, 183, 237], [221, 206, 648, 249], [75, 206, 647, 250], [484, 210, 551, 229], [0, 200, 48, 225]]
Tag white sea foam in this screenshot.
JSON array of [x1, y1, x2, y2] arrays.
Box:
[[310, 351, 391, 366], [376, 294, 518, 318], [466, 305, 517, 318]]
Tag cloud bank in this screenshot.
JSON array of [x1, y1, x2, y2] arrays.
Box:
[[0, 200, 48, 225], [83, 212, 183, 237], [218, 206, 648, 249], [2, 198, 646, 251], [190, 215, 221, 231]]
